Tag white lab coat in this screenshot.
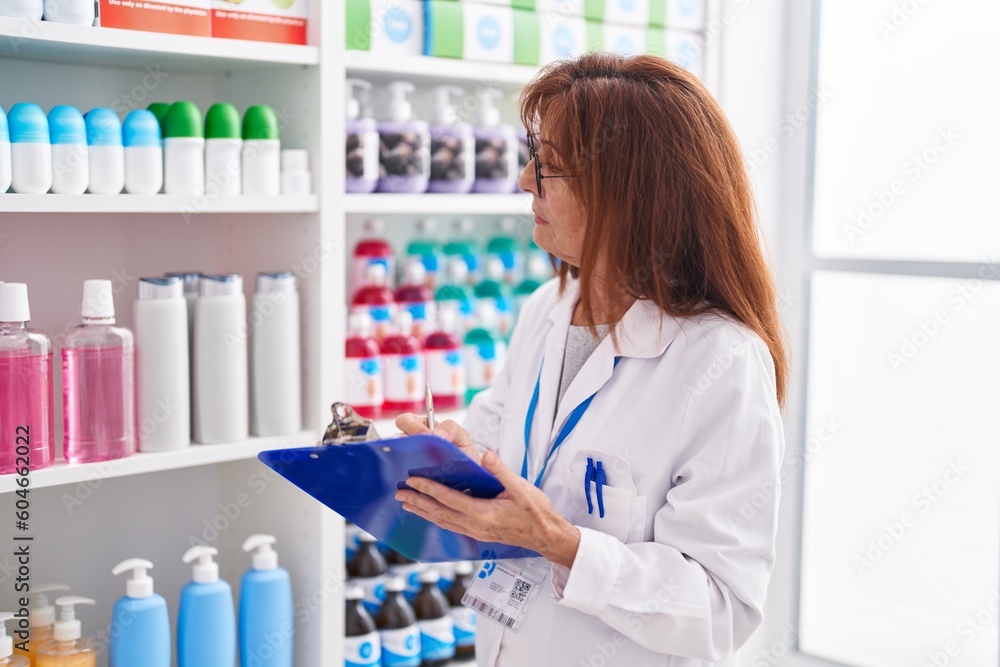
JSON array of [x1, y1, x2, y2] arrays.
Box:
[[462, 277, 784, 666]]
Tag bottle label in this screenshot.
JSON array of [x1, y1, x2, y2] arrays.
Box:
[[388, 563, 424, 601], [466, 342, 506, 390], [431, 134, 474, 182], [347, 130, 380, 180], [344, 356, 384, 408], [475, 136, 515, 180], [426, 348, 467, 398], [348, 576, 387, 615], [384, 353, 424, 403], [402, 301, 435, 340], [379, 626, 421, 667], [380, 132, 429, 179], [345, 631, 382, 667], [452, 606, 477, 647], [419, 616, 456, 661]]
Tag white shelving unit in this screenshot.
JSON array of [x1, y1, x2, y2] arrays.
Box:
[[0, 6, 719, 666]]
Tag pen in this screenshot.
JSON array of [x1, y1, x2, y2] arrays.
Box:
[[425, 383, 436, 431]]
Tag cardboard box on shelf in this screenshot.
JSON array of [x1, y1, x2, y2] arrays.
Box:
[[666, 0, 706, 31], [211, 0, 308, 45], [345, 0, 424, 56], [538, 12, 587, 64], [585, 20, 647, 56], [98, 0, 211, 37], [665, 28, 705, 79], [425, 1, 538, 65]]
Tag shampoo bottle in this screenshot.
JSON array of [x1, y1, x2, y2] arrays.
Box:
[[0, 0, 41, 19], [47, 106, 88, 195], [109, 559, 170, 667], [344, 586, 381, 667], [251, 272, 301, 437], [177, 547, 236, 667], [375, 579, 420, 667], [238, 535, 293, 667], [345, 78, 378, 193], [377, 81, 430, 194], [428, 86, 474, 194], [0, 612, 29, 667], [413, 569, 455, 666], [0, 106, 10, 193], [381, 311, 425, 414], [8, 103, 51, 194], [134, 277, 190, 452], [242, 105, 280, 196], [85, 108, 125, 195], [0, 283, 54, 473], [423, 308, 465, 411], [344, 313, 383, 420], [15, 584, 69, 664], [472, 88, 518, 193], [35, 596, 97, 667], [204, 103, 242, 196], [62, 280, 136, 464], [164, 102, 204, 195], [123, 110, 163, 195], [193, 274, 249, 444]]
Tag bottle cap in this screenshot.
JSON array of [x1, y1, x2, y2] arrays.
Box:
[[182, 545, 219, 584], [364, 263, 388, 287], [112, 558, 155, 599], [52, 596, 95, 642], [0, 283, 30, 322], [164, 272, 201, 295], [436, 307, 457, 334], [345, 79, 372, 121], [81, 279, 115, 319], [455, 561, 474, 576], [419, 568, 440, 584], [345, 586, 365, 601], [386, 81, 415, 122], [8, 103, 49, 144], [85, 108, 123, 147], [164, 102, 203, 140], [281, 148, 309, 173], [434, 85, 466, 125], [486, 257, 505, 281], [138, 277, 183, 300], [205, 103, 242, 140], [348, 312, 373, 337], [242, 534, 279, 571], [403, 261, 426, 286], [0, 612, 16, 658], [527, 254, 550, 279], [199, 273, 243, 297], [123, 110, 162, 148], [146, 103, 170, 134], [476, 88, 503, 127], [447, 257, 469, 284], [363, 218, 386, 236], [47, 106, 86, 145], [385, 577, 406, 593], [395, 310, 413, 335], [256, 271, 297, 294], [29, 584, 71, 628], [0, 106, 8, 143], [243, 105, 279, 142]]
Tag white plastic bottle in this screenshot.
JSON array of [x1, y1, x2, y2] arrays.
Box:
[[280, 149, 311, 195], [204, 103, 242, 197], [8, 103, 51, 194], [47, 106, 88, 195], [85, 108, 125, 195], [242, 105, 281, 196], [123, 110, 163, 195], [164, 102, 204, 196], [251, 272, 301, 437], [0, 0, 42, 19], [0, 107, 10, 193], [193, 274, 248, 444], [43, 0, 93, 24], [134, 276, 190, 452]]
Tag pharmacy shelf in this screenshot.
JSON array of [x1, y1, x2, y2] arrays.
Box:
[[0, 193, 319, 214], [372, 409, 469, 439], [0, 430, 318, 494], [345, 51, 538, 88], [0, 16, 319, 70], [344, 194, 533, 216]]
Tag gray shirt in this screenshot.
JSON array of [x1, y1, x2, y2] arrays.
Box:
[[556, 324, 612, 413]]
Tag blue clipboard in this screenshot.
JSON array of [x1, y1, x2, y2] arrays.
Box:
[[258, 435, 540, 562]]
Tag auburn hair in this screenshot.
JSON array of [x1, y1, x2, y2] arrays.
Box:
[[520, 52, 789, 406]]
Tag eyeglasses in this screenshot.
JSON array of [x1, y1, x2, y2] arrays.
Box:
[[526, 132, 576, 198]]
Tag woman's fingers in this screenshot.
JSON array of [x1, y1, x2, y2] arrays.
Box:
[[395, 412, 431, 435], [431, 420, 481, 463]]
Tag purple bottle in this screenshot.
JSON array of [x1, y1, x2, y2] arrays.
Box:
[[0, 283, 54, 473], [473, 88, 519, 194], [428, 85, 474, 194], [346, 78, 379, 194], [63, 279, 136, 464], [377, 81, 430, 194]]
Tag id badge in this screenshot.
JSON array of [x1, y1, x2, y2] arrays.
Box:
[[461, 558, 549, 633]]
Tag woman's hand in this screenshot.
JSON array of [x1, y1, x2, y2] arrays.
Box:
[[394, 449, 582, 568], [395, 413, 482, 465]]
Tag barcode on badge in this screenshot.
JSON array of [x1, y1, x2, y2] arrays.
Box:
[[509, 578, 532, 604], [465, 595, 518, 629]]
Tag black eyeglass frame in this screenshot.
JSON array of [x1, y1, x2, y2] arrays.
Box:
[[526, 132, 577, 198]]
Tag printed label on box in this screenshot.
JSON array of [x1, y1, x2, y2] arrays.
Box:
[[462, 3, 514, 63], [99, 0, 210, 37], [211, 0, 308, 44]]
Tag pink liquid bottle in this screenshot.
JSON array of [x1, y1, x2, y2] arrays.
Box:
[[345, 313, 384, 420], [381, 311, 425, 415], [0, 283, 54, 474], [394, 261, 436, 342], [62, 279, 136, 464], [351, 263, 397, 344], [424, 308, 466, 411], [350, 219, 395, 299]]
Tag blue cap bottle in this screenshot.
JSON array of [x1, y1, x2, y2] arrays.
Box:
[[85, 108, 124, 194], [123, 110, 163, 194], [48, 106, 89, 195], [7, 103, 51, 194]]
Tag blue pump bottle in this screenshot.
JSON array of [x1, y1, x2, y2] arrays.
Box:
[[238, 534, 293, 667], [109, 559, 170, 667], [177, 546, 236, 667]]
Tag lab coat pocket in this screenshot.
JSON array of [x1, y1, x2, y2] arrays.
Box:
[[564, 450, 646, 544]]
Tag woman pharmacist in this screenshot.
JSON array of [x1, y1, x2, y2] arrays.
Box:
[[395, 52, 787, 666]]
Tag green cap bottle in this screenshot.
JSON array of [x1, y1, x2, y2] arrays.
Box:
[[242, 105, 280, 142], [147, 102, 170, 134], [164, 101, 203, 139], [205, 103, 242, 140]]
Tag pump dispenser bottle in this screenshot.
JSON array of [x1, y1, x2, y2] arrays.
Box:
[[473, 88, 518, 193], [377, 81, 430, 194], [345, 78, 379, 193], [428, 86, 474, 194], [177, 547, 236, 667], [15, 584, 69, 664], [35, 596, 97, 667], [109, 559, 170, 667], [238, 535, 293, 667], [0, 612, 29, 667]]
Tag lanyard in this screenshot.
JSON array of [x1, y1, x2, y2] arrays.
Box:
[[521, 357, 621, 488]]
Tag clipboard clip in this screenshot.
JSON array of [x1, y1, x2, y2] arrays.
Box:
[[321, 402, 382, 445]]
